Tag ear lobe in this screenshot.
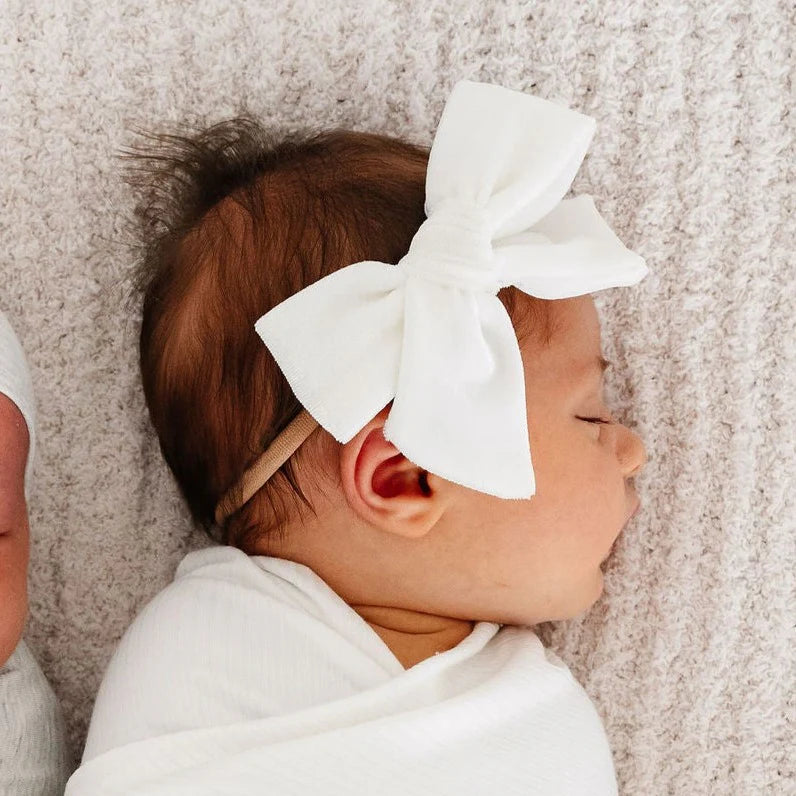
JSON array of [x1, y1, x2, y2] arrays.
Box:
[[339, 413, 447, 539]]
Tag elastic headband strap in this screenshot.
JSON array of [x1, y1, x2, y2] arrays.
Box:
[[214, 409, 319, 526]]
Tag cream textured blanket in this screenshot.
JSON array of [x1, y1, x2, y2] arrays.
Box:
[[66, 546, 620, 794], [1, 1, 792, 793]]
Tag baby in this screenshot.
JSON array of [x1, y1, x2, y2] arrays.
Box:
[[0, 312, 72, 794], [67, 84, 648, 794]]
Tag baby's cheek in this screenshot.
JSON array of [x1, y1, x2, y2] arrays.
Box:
[[0, 528, 29, 666]]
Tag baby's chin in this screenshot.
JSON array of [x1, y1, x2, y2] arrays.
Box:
[[563, 568, 608, 621]]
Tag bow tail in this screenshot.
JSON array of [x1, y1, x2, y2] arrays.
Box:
[[496, 195, 649, 299], [255, 261, 406, 443], [383, 277, 537, 499]]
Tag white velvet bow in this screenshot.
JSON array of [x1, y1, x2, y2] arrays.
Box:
[[255, 79, 648, 499]]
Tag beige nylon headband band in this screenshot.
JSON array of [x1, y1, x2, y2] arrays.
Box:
[[214, 409, 320, 527]]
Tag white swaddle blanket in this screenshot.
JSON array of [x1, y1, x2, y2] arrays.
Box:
[[66, 545, 618, 794]]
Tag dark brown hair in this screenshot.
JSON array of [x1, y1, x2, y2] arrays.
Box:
[[118, 116, 554, 552]]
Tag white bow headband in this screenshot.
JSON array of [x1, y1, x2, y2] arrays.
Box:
[[214, 79, 648, 526]]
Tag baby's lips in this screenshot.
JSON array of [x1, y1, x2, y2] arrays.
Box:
[[617, 500, 641, 532]]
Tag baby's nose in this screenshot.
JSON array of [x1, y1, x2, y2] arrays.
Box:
[[623, 427, 648, 477], [634, 442, 648, 474]]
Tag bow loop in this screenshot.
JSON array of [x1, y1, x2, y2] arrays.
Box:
[[254, 79, 649, 500]]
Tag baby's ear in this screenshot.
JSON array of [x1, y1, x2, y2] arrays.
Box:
[[338, 407, 449, 539]]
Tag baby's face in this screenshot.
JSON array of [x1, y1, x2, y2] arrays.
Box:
[[261, 292, 647, 634], [0, 393, 31, 667], [439, 293, 647, 624]]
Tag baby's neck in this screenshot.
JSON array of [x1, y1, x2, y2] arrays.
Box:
[[252, 504, 477, 671], [350, 605, 475, 670]]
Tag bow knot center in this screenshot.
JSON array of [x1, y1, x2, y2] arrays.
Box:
[[396, 203, 501, 294]]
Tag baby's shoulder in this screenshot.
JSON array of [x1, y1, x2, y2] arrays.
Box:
[[83, 545, 275, 760]]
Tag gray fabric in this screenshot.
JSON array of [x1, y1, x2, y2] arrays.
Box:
[[0, 640, 72, 795], [0, 313, 71, 792], [0, 1, 793, 793]]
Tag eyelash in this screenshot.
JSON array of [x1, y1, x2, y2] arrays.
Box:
[[578, 416, 613, 425]]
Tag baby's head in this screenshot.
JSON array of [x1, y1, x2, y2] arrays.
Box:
[[124, 117, 646, 628]]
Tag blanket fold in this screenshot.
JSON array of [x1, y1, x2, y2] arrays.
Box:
[[66, 546, 618, 795]]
